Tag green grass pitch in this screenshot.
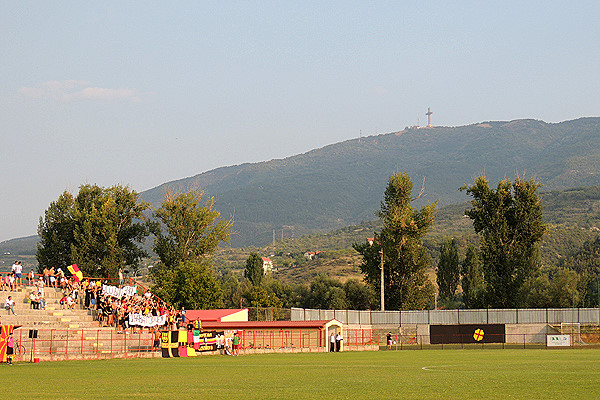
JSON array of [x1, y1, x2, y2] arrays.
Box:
[[4, 349, 600, 399]]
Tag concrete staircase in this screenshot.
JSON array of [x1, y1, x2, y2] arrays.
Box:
[[2, 285, 98, 329], [2, 285, 158, 361]]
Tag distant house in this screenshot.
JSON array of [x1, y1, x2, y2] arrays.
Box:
[[261, 257, 273, 274], [303, 251, 323, 260], [367, 238, 374, 246]]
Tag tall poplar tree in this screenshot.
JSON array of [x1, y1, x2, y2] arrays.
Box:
[[436, 238, 460, 300], [462, 176, 545, 308], [354, 172, 436, 310], [245, 252, 264, 286], [461, 244, 485, 308]]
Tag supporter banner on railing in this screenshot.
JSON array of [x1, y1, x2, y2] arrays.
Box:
[[161, 330, 224, 358], [102, 284, 137, 299], [129, 313, 166, 327]]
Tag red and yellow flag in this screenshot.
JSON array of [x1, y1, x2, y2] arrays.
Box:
[[0, 325, 18, 362], [67, 264, 83, 282]]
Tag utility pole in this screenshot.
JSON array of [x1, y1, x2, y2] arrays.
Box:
[[380, 245, 384, 311], [368, 236, 385, 311]]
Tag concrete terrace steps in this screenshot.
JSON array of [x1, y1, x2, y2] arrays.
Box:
[[3, 281, 163, 361], [2, 285, 100, 329]]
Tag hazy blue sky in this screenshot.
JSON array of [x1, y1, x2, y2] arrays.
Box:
[[1, 1, 599, 242]]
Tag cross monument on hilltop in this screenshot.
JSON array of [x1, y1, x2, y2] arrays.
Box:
[[426, 107, 433, 128]]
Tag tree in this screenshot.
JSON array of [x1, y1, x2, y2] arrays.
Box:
[[37, 192, 75, 271], [150, 189, 232, 307], [548, 268, 580, 308], [353, 172, 437, 310], [36, 184, 149, 278], [462, 176, 546, 308], [220, 273, 252, 308], [153, 260, 223, 309], [461, 244, 485, 308], [308, 274, 348, 310], [245, 252, 264, 286], [151, 189, 232, 269], [343, 279, 375, 310], [436, 238, 460, 300]]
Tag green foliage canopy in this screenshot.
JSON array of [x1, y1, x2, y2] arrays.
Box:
[[436, 238, 460, 300], [151, 189, 232, 269], [462, 176, 546, 308], [37, 184, 149, 278], [354, 172, 437, 310], [245, 252, 264, 286], [461, 244, 485, 308], [153, 260, 223, 309]]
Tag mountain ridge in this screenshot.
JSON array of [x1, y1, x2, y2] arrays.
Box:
[[140, 117, 600, 246]]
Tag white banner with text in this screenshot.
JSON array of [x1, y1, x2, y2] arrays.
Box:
[[547, 334, 571, 347], [128, 313, 166, 327], [102, 284, 137, 299]]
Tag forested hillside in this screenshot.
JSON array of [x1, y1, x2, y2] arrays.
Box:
[[141, 117, 600, 246], [212, 185, 600, 283]]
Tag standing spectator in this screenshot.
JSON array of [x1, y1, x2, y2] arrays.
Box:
[[118, 268, 124, 286], [152, 327, 161, 351], [89, 284, 97, 309], [330, 332, 336, 352], [4, 295, 16, 315], [48, 267, 57, 288], [12, 261, 22, 288], [387, 332, 392, 350], [336, 332, 343, 352], [8, 272, 16, 291], [36, 277, 45, 297], [6, 332, 14, 365], [232, 331, 240, 356], [43, 267, 50, 285], [84, 280, 92, 309], [57, 268, 67, 290], [1, 273, 9, 291], [28, 269, 35, 286]]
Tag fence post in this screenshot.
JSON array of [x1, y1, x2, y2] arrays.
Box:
[[96, 330, 99, 357], [50, 329, 54, 355], [66, 330, 69, 358]]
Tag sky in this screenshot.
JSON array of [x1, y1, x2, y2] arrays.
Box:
[[1, 1, 600, 242]]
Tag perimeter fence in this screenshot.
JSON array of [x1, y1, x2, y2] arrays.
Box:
[[291, 307, 600, 325], [382, 331, 600, 350]]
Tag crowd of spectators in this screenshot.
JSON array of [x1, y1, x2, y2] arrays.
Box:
[[2, 265, 190, 336]]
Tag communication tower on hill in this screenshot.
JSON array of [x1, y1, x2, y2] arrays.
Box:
[[426, 107, 433, 128]]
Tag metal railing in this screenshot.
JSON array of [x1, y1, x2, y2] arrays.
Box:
[[13, 328, 158, 361]]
